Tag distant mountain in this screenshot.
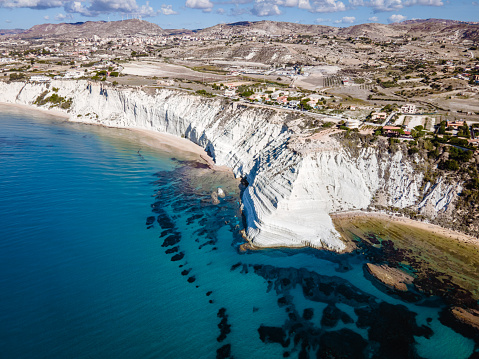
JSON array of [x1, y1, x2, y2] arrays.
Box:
[[195, 20, 335, 37], [5, 18, 479, 43], [14, 19, 164, 39], [0, 28, 25, 36], [191, 18, 479, 43]]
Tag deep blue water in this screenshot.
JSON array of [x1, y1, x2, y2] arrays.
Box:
[[0, 105, 476, 359]]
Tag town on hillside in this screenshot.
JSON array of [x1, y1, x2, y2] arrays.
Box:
[[1, 19, 479, 150]]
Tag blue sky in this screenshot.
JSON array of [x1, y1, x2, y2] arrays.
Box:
[[0, 0, 477, 30]]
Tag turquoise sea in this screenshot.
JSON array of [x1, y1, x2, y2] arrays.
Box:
[[0, 105, 477, 359]]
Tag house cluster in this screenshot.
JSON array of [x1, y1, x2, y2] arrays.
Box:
[[400, 104, 417, 114]]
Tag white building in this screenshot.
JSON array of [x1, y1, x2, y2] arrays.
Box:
[[401, 104, 417, 114], [63, 71, 83, 79], [345, 119, 360, 129], [224, 89, 236, 97], [30, 75, 51, 83]]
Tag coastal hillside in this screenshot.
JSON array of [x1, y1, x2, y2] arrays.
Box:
[[0, 80, 465, 250], [13, 19, 164, 39]]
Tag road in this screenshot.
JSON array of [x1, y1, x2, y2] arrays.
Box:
[[381, 111, 397, 126]]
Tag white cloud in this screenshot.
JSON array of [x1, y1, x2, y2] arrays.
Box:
[[309, 0, 346, 12], [335, 15, 355, 22], [216, 7, 225, 13], [54, 12, 73, 20], [278, 0, 311, 10], [368, 15, 378, 20], [0, 0, 159, 17], [0, 0, 64, 9], [63, 0, 159, 17], [185, 0, 213, 10], [388, 13, 406, 22], [228, 5, 250, 15], [251, 1, 282, 15], [43, 14, 50, 19], [5, 19, 11, 22], [314, 17, 331, 22], [160, 4, 177, 14], [368, 0, 442, 11]]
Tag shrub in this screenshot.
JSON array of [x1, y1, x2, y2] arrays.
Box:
[[438, 159, 459, 171]]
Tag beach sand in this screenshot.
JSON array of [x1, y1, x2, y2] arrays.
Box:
[[0, 102, 232, 174]]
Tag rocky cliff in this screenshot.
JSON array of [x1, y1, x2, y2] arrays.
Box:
[[0, 80, 463, 251]]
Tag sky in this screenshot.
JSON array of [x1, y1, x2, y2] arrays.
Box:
[[0, 0, 477, 30]]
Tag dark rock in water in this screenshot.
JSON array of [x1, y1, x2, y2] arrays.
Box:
[[216, 344, 231, 359], [283, 352, 290, 358], [468, 352, 479, 359], [356, 301, 432, 358], [281, 278, 291, 288], [277, 296, 288, 307], [230, 262, 241, 271], [217, 308, 231, 342], [258, 326, 288, 347], [212, 247, 218, 251], [181, 269, 191, 276], [217, 307, 227, 318], [317, 328, 367, 359], [187, 276, 196, 283], [240, 264, 248, 274], [161, 234, 181, 247], [187, 214, 203, 225], [199, 239, 215, 249], [165, 246, 179, 254], [206, 291, 213, 296], [170, 252, 185, 262], [303, 308, 314, 321], [321, 304, 343, 328], [194, 228, 208, 237], [146, 216, 155, 225], [209, 300, 214, 304], [146, 225, 153, 230], [160, 230, 171, 237], [157, 214, 175, 229], [253, 307, 259, 313]]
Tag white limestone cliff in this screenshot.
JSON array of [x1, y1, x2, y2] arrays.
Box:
[[0, 80, 463, 251]]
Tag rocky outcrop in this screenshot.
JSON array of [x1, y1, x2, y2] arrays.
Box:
[[0, 80, 463, 251], [451, 307, 479, 331], [365, 263, 414, 292]]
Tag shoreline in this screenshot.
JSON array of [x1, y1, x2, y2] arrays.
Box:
[[330, 210, 479, 249], [0, 101, 231, 173], [1, 98, 477, 253]]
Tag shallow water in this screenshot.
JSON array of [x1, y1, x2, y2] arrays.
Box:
[[0, 105, 476, 359]]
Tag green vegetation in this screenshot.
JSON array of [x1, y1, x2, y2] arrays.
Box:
[[195, 89, 215, 98], [9, 73, 25, 81], [34, 91, 72, 109]]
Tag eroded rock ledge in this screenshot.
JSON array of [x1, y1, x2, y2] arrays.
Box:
[[0, 80, 464, 251]]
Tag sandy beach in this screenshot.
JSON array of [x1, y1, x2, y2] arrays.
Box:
[[129, 128, 233, 173], [331, 210, 479, 248], [0, 102, 69, 119], [0, 101, 232, 174]]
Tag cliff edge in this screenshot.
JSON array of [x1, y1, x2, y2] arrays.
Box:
[[0, 80, 463, 251]]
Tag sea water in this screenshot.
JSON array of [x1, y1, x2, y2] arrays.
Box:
[[0, 105, 476, 359]]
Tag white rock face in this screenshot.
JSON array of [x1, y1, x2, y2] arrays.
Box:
[[0, 80, 463, 251]]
